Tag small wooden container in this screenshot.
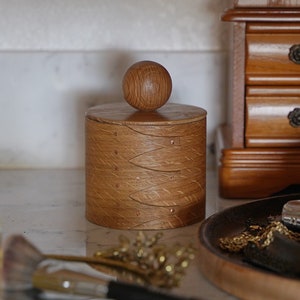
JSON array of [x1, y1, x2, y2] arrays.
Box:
[[85, 61, 207, 229]]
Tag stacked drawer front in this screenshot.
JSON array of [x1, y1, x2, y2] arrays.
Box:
[[245, 23, 300, 147]]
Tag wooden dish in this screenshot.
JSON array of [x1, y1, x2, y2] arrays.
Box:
[[198, 194, 300, 300]]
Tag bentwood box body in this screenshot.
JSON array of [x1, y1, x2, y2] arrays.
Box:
[[85, 102, 206, 229]]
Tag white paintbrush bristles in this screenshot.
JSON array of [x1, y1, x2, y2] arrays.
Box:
[[2, 234, 44, 290]]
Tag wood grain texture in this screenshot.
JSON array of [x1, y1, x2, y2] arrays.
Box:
[[245, 87, 300, 147], [228, 22, 246, 147], [218, 146, 300, 198], [246, 32, 300, 85], [219, 5, 300, 198], [86, 102, 206, 125], [122, 60, 172, 112], [234, 0, 300, 7], [85, 103, 206, 229], [223, 8, 300, 22], [247, 22, 300, 33], [198, 194, 300, 300]]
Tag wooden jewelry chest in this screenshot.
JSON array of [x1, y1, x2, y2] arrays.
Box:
[[217, 0, 300, 198]]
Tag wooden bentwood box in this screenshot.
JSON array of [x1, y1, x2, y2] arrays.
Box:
[[85, 103, 206, 230]]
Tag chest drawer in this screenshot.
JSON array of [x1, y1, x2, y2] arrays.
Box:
[[245, 87, 300, 147], [246, 25, 300, 85]]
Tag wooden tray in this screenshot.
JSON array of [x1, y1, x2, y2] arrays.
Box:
[[198, 194, 300, 300]]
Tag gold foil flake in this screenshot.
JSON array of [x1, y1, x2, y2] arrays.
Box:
[[93, 231, 195, 288]]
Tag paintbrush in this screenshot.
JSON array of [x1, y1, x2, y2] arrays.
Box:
[[3, 234, 154, 285], [3, 234, 201, 300]]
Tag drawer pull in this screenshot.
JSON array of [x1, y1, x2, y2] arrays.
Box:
[[289, 45, 300, 64], [288, 108, 300, 127]]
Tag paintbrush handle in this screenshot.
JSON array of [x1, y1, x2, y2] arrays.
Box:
[[46, 253, 150, 282], [33, 268, 199, 300], [107, 281, 200, 300], [33, 269, 107, 297]]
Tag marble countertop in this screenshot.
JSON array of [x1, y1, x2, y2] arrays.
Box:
[[0, 169, 249, 300]]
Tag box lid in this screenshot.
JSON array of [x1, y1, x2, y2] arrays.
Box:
[[86, 102, 206, 126]]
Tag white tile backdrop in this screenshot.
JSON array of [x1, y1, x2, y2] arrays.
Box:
[[0, 0, 231, 169]]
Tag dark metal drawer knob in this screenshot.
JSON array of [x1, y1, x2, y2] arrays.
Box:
[[288, 108, 300, 127], [289, 45, 300, 64]]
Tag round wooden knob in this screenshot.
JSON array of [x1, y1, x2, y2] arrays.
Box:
[[122, 60, 172, 111]]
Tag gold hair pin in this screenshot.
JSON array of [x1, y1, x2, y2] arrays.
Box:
[[92, 231, 196, 288]]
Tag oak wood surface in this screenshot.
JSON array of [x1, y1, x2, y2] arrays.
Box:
[[219, 5, 300, 198], [246, 33, 300, 85], [217, 135, 300, 199], [245, 87, 300, 147], [122, 60, 172, 112], [247, 22, 300, 33], [227, 22, 246, 148], [85, 102, 206, 229], [223, 9, 300, 23], [86, 102, 206, 125], [234, 0, 300, 7], [198, 194, 300, 300]]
